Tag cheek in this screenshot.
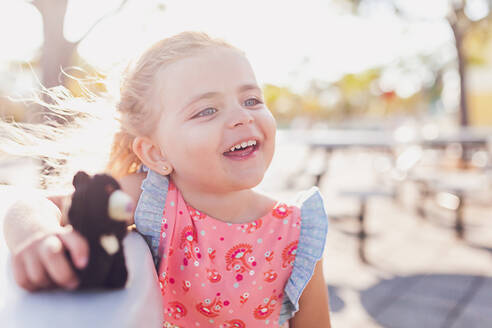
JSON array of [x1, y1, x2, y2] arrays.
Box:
[[259, 110, 277, 148], [163, 128, 219, 165]]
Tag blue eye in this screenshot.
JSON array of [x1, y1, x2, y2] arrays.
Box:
[[194, 108, 217, 118], [244, 98, 261, 107]]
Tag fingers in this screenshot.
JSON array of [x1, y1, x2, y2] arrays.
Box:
[[57, 226, 89, 270], [11, 228, 89, 292], [23, 253, 52, 289], [12, 255, 36, 292], [38, 235, 79, 290]]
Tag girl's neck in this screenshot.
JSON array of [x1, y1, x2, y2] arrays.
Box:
[[173, 179, 275, 224]]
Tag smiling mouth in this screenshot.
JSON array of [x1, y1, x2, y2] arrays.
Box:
[[223, 142, 260, 158]]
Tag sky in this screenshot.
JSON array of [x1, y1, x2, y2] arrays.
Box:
[[0, 0, 459, 93]]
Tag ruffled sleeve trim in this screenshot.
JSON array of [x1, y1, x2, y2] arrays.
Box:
[[134, 167, 169, 269], [278, 187, 329, 325]]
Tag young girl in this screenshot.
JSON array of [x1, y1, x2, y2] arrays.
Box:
[[3, 32, 331, 327]]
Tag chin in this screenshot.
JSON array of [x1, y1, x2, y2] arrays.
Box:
[[230, 173, 265, 190]]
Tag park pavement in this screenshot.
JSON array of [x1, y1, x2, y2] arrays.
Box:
[[319, 188, 492, 328], [1, 143, 492, 328]]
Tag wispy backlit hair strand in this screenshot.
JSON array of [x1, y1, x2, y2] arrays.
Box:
[[0, 31, 240, 190]]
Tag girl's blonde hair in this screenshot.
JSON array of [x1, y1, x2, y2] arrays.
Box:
[[0, 31, 238, 191]]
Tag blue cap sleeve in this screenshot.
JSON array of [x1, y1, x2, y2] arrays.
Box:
[[134, 168, 169, 269], [278, 187, 329, 325]]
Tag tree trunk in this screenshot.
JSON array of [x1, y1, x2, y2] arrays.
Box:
[[31, 0, 76, 122], [449, 20, 469, 127], [34, 0, 76, 89]]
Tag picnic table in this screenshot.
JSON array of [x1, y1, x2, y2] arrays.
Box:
[[288, 128, 491, 262]]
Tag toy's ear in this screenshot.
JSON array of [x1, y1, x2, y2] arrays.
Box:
[[73, 171, 91, 189]]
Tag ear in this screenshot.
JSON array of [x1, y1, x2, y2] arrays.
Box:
[[132, 136, 173, 175], [73, 171, 90, 189]]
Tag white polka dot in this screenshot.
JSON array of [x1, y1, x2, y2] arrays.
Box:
[[212, 226, 217, 230], [161, 232, 166, 238], [234, 283, 239, 288], [200, 230, 205, 236], [249, 270, 255, 276], [283, 219, 288, 224], [252, 280, 257, 285], [180, 265, 184, 271], [227, 223, 232, 226], [196, 273, 200, 277], [195, 323, 200, 326], [201, 283, 205, 287], [229, 309, 234, 314], [172, 290, 176, 294], [269, 229, 274, 234], [259, 286, 263, 290], [170, 201, 175, 206], [266, 319, 270, 324], [257, 238, 263, 244], [209, 319, 214, 323]]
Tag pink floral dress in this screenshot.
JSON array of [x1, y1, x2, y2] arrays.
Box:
[[157, 181, 301, 328], [134, 168, 329, 327]]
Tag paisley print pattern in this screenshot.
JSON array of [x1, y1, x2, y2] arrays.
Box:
[[179, 226, 201, 265], [196, 295, 224, 318], [281, 241, 298, 268], [165, 301, 187, 320], [271, 203, 292, 219], [253, 291, 280, 320], [225, 243, 257, 275]]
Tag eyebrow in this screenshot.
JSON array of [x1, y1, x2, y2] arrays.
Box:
[[183, 84, 261, 109]]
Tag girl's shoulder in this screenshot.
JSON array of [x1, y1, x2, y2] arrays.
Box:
[[296, 187, 328, 224], [132, 169, 170, 264], [118, 172, 146, 204], [294, 186, 329, 254]]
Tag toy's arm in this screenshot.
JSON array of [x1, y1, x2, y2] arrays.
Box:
[[115, 172, 146, 226], [46, 194, 72, 226], [289, 259, 332, 328]]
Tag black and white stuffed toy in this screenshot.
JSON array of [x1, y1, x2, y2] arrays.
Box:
[[67, 171, 134, 289]]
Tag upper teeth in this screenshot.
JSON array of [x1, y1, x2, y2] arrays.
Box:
[[230, 140, 256, 152]]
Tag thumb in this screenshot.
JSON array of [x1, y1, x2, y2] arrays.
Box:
[[57, 226, 89, 269]]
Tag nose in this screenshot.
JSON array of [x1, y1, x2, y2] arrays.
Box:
[[228, 105, 254, 128]]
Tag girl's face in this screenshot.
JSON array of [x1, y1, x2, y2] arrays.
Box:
[[152, 47, 276, 193]]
